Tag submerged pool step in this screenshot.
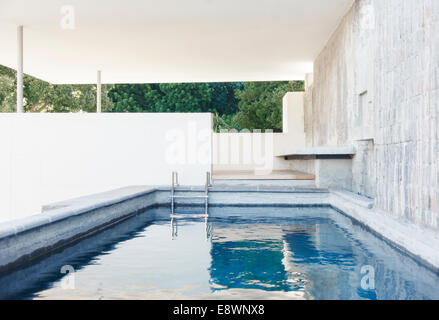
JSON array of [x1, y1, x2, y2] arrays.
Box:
[[170, 192, 210, 204], [170, 213, 208, 219], [170, 195, 209, 199], [170, 193, 209, 203]]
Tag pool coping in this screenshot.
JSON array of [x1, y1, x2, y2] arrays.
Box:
[[329, 190, 439, 274], [0, 185, 438, 276]]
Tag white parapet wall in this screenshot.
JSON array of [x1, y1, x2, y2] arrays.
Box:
[[282, 92, 305, 140], [212, 131, 282, 172], [0, 113, 212, 223]]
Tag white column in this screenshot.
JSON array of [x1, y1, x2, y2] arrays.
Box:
[[282, 92, 306, 146], [17, 26, 24, 113], [96, 70, 102, 113]]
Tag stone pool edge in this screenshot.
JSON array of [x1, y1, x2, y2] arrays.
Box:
[[0, 185, 438, 275], [329, 190, 439, 274]]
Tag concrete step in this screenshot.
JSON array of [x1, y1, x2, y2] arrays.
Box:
[[171, 195, 208, 199], [212, 170, 315, 181], [212, 180, 316, 188], [212, 169, 315, 187]]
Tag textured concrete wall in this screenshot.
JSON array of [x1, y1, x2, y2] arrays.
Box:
[[306, 0, 439, 230]]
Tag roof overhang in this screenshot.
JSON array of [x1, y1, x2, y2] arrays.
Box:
[[0, 0, 354, 84]]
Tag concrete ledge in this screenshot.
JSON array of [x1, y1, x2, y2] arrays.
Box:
[[276, 146, 356, 157], [212, 180, 316, 188], [0, 186, 160, 274], [276, 146, 354, 190], [330, 188, 374, 209], [212, 170, 315, 180], [1, 186, 158, 239], [329, 190, 439, 273]]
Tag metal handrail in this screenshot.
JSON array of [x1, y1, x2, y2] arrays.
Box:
[[171, 171, 178, 214], [170, 171, 210, 217], [204, 172, 210, 216]]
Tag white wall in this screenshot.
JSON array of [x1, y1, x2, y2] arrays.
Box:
[[212, 131, 279, 172], [0, 113, 212, 223], [282, 92, 305, 137]]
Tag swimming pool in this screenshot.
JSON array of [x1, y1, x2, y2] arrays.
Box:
[[0, 206, 438, 300]]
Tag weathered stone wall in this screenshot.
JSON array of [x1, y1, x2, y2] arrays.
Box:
[[306, 0, 439, 230]]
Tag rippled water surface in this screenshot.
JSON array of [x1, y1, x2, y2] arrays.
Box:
[[1, 206, 439, 300]]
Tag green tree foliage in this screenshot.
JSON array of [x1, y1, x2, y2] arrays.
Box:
[[234, 81, 304, 132], [108, 82, 239, 114], [107, 84, 152, 112], [1, 64, 305, 132], [0, 67, 16, 112], [109, 83, 206, 113], [209, 82, 244, 115], [213, 112, 241, 132], [155, 83, 211, 113], [0, 65, 114, 113]]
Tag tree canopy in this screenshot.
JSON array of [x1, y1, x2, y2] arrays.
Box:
[[107, 82, 242, 114], [0, 65, 113, 113], [1, 64, 304, 132]]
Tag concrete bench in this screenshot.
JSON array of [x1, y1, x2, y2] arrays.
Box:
[[275, 146, 356, 189], [276, 146, 356, 158]]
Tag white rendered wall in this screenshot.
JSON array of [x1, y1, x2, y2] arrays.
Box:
[[0, 113, 212, 223], [282, 92, 305, 138], [212, 131, 280, 172]]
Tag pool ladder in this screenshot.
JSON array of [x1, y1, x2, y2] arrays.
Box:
[[170, 171, 211, 218]]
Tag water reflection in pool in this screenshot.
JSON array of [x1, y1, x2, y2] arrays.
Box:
[[0, 207, 438, 300]]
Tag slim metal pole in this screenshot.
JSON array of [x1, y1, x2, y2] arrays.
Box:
[[17, 26, 24, 113], [205, 172, 209, 216], [96, 70, 102, 113], [171, 172, 175, 214]]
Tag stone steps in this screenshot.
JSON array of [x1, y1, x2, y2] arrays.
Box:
[[212, 170, 315, 181], [212, 170, 316, 188]]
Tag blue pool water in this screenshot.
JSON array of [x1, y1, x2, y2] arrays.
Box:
[[1, 206, 439, 300]]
